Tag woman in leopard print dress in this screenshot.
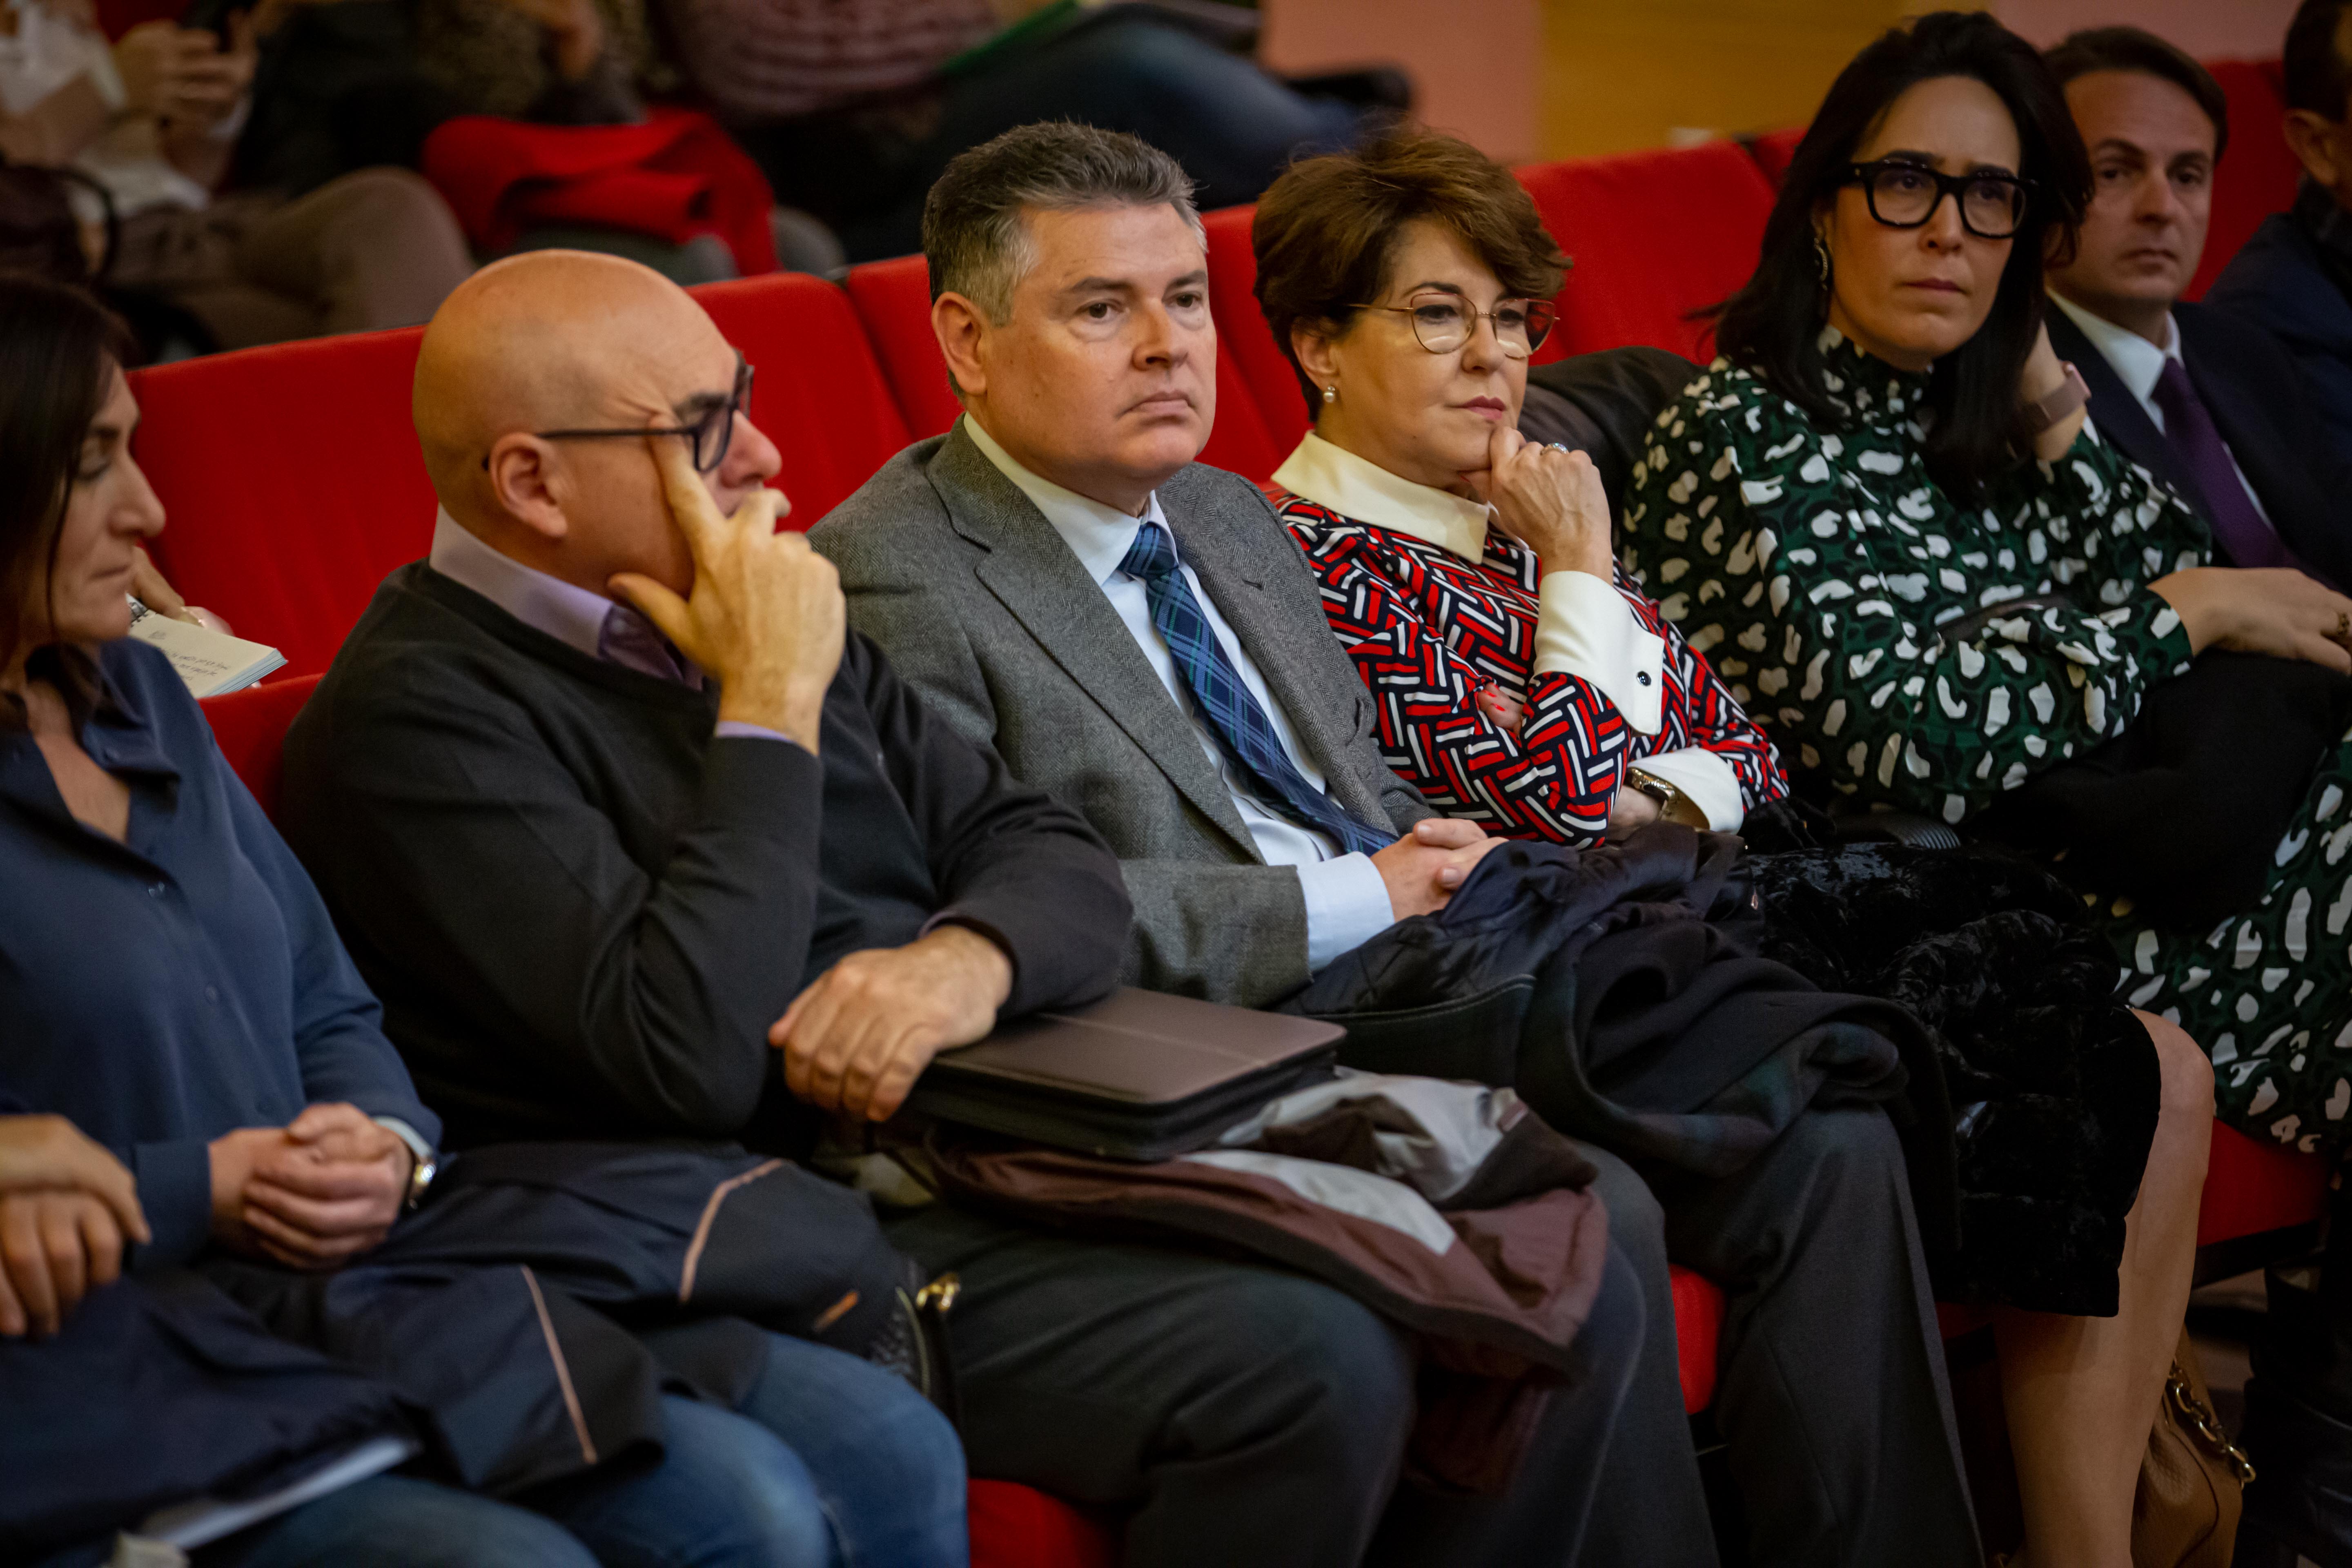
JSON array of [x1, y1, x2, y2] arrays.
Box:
[[1619, 16, 2258, 1561]]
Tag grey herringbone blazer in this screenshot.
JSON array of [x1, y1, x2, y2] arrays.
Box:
[[810, 420, 1430, 1006]]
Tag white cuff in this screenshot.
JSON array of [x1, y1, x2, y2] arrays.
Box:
[[371, 1116, 437, 1168], [1629, 747, 1746, 832], [715, 719, 804, 748], [1298, 852, 1397, 974], [1532, 571, 1665, 734]]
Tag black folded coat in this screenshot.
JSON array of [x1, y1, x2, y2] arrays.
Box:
[[1977, 648, 2352, 932]]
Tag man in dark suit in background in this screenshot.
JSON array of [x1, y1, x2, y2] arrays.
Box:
[[2209, 0, 2352, 486], [2045, 26, 2352, 590], [2069, 27, 2352, 1564], [814, 120, 1979, 1568]]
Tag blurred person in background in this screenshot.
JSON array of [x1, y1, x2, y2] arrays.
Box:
[[0, 0, 468, 349], [2043, 26, 2352, 586], [668, 0, 1403, 261], [2209, 0, 2352, 477]]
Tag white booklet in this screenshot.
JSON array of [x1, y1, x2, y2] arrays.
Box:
[[127, 597, 287, 698]]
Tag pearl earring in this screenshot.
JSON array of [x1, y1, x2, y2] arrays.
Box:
[[1323, 385, 1337, 405]]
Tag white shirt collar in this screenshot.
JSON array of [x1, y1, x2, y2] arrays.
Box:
[[2049, 290, 2181, 405], [961, 414, 1168, 585], [1270, 432, 1494, 563], [426, 508, 619, 661]]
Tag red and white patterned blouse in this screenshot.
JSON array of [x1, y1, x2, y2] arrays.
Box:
[[1270, 437, 1786, 845]]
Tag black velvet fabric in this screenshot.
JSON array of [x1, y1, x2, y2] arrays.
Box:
[[1748, 843, 2161, 1316]]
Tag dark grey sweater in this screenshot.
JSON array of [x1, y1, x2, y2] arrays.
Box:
[[283, 563, 1129, 1149]]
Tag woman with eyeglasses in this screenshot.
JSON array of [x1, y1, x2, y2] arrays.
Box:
[[1258, 107, 2211, 1565], [1261, 126, 1786, 846], [1622, 13, 2258, 1563]]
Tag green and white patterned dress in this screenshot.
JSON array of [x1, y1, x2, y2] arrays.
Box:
[[1623, 329, 2352, 1154]]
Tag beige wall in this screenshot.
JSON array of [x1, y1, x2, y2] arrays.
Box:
[[1260, 0, 1543, 162], [1264, 0, 2306, 166]]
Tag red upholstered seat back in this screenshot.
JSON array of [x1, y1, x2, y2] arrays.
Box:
[[693, 273, 913, 526], [2189, 60, 2301, 301], [843, 237, 1287, 482], [130, 327, 434, 682], [845, 256, 964, 439], [198, 673, 325, 821], [1203, 203, 1312, 461], [1515, 142, 1775, 363], [1747, 127, 1804, 186]]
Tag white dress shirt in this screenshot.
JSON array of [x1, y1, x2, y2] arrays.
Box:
[[1272, 431, 1746, 831], [962, 418, 1395, 973], [2049, 290, 2276, 531], [426, 509, 790, 746]]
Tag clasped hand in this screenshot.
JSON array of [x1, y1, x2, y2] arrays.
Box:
[[771, 925, 1014, 1123], [211, 1102, 412, 1271], [1372, 817, 1504, 920]]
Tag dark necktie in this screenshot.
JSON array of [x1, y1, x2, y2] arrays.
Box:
[[597, 604, 701, 688], [1118, 519, 1395, 858], [2150, 356, 2292, 570]]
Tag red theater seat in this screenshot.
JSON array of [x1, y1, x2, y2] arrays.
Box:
[[693, 273, 913, 523], [131, 326, 435, 682], [1747, 127, 1804, 186], [846, 256, 965, 440], [1203, 204, 1313, 459], [2199, 1120, 2333, 1248], [2189, 61, 2301, 301], [845, 241, 1288, 483], [199, 674, 325, 819], [1515, 142, 1775, 363]]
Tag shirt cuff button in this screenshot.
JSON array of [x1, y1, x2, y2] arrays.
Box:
[[1637, 672, 1653, 686]]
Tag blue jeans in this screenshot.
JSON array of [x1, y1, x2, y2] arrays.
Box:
[[196, 1474, 596, 1567], [529, 1333, 967, 1568]]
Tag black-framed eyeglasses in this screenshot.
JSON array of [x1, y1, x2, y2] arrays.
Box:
[[1840, 159, 2033, 241], [488, 352, 756, 473], [1357, 292, 1556, 359]]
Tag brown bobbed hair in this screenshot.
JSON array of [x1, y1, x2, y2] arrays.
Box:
[[1252, 127, 1568, 419], [0, 277, 130, 711]]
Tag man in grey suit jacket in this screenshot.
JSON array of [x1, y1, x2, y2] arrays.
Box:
[[813, 123, 1977, 1568]]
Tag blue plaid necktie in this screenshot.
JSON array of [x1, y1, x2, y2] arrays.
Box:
[[1119, 519, 1394, 857]]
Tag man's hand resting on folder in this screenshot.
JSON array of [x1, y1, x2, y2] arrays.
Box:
[[1373, 818, 1504, 920], [611, 431, 844, 752], [771, 925, 1015, 1122]]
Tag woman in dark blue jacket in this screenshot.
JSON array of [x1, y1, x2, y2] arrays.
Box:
[[0, 278, 967, 1567]]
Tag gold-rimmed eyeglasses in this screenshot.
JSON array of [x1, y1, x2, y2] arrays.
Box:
[[1356, 292, 1556, 359]]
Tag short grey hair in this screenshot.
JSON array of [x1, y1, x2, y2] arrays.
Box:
[[922, 122, 1205, 325]]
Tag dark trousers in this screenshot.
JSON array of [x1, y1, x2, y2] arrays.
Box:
[[888, 1201, 1646, 1568], [1583, 1105, 1980, 1568]]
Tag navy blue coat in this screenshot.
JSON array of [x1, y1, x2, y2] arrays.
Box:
[[0, 639, 436, 1267], [2207, 205, 2352, 492], [2047, 299, 2352, 590]]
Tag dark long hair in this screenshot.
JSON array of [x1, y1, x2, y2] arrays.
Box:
[[1715, 11, 2090, 500], [0, 277, 130, 687]]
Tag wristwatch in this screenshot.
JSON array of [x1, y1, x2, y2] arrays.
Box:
[[2024, 361, 2091, 434], [374, 1115, 439, 1211], [403, 1149, 439, 1211], [1625, 767, 1710, 829]]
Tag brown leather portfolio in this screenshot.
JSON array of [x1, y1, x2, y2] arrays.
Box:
[[906, 988, 1345, 1160]]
